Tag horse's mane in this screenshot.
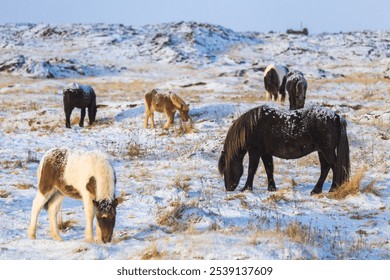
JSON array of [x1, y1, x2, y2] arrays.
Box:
[[170, 93, 187, 109], [223, 107, 261, 168]]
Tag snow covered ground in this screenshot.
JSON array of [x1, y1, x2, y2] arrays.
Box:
[[0, 22, 389, 259]]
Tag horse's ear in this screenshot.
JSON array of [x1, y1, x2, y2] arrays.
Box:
[[113, 198, 119, 208]]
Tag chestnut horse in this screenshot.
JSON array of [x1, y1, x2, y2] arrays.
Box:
[[144, 89, 190, 129]]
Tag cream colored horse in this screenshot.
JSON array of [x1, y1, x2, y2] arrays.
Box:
[[28, 148, 118, 243], [144, 89, 190, 129]]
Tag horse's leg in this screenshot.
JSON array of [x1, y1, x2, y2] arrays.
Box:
[[47, 192, 64, 241], [241, 150, 261, 192], [144, 106, 150, 128], [65, 107, 73, 128], [310, 152, 331, 195], [83, 198, 95, 243], [325, 150, 338, 192], [79, 108, 86, 127], [265, 91, 270, 101], [87, 106, 94, 126], [163, 110, 173, 129], [150, 109, 155, 128], [261, 155, 276, 191], [28, 191, 50, 239]]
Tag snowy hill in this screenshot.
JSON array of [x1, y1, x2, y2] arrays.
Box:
[[1, 23, 389, 78]]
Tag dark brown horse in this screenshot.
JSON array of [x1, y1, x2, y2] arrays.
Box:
[[286, 70, 308, 110], [218, 105, 350, 195]]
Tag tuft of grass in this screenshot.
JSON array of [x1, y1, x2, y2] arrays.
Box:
[[284, 221, 312, 244], [327, 166, 367, 200], [0, 189, 10, 198], [361, 180, 381, 197], [176, 119, 196, 136], [127, 140, 144, 158], [156, 201, 187, 232], [141, 241, 166, 260], [116, 190, 128, 205], [174, 176, 191, 192], [26, 150, 40, 163], [58, 219, 78, 231], [13, 183, 33, 190], [265, 188, 291, 204], [73, 247, 88, 254], [225, 193, 248, 209]]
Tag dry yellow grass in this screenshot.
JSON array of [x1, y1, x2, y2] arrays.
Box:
[[58, 219, 78, 231], [140, 241, 166, 260], [13, 183, 33, 190], [326, 166, 367, 200], [0, 189, 10, 198], [156, 200, 187, 231], [174, 176, 191, 192]]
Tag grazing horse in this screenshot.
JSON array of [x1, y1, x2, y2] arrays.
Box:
[[63, 82, 97, 128], [263, 64, 289, 102], [218, 105, 350, 195], [144, 88, 190, 129], [28, 148, 118, 243], [286, 70, 308, 110]]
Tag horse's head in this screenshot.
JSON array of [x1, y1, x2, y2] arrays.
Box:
[[294, 81, 307, 109], [93, 198, 118, 243], [218, 150, 243, 191], [179, 103, 190, 122]]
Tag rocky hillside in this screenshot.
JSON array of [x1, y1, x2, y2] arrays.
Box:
[[1, 22, 389, 79]]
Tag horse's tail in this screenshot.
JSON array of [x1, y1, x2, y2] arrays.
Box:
[[144, 89, 155, 110], [335, 118, 350, 187]]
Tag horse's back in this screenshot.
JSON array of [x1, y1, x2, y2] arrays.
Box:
[[63, 83, 96, 108], [145, 89, 174, 112], [256, 106, 342, 158], [38, 148, 115, 198]]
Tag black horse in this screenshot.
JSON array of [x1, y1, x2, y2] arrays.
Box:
[[218, 105, 350, 195], [63, 83, 97, 128], [286, 70, 308, 110]]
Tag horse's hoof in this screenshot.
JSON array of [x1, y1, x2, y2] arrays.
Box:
[[267, 186, 277, 192], [241, 187, 252, 192], [310, 189, 322, 195], [51, 235, 63, 241]]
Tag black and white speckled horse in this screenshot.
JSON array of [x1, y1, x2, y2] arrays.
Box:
[[218, 105, 350, 195], [286, 70, 308, 110], [63, 83, 97, 128], [263, 64, 289, 102]]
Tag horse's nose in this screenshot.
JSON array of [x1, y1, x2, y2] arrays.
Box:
[[102, 235, 112, 243]]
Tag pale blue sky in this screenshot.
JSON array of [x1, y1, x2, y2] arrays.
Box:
[[0, 0, 389, 33]]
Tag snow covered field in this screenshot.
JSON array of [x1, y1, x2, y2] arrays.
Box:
[[0, 22, 389, 259]]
